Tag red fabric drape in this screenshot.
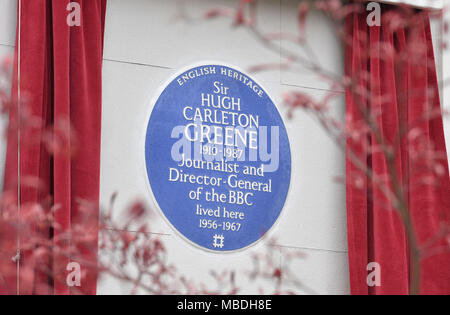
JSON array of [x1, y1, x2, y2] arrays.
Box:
[[0, 0, 106, 295], [346, 4, 450, 295]]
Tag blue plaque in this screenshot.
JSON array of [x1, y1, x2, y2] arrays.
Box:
[[145, 63, 291, 252]]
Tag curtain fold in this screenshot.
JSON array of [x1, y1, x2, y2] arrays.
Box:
[[0, 0, 106, 295], [345, 4, 450, 295]]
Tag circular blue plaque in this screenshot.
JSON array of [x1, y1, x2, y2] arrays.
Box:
[[145, 63, 291, 252]]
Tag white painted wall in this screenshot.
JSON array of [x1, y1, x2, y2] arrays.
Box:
[[98, 0, 449, 295], [443, 6, 450, 167], [100, 0, 349, 295], [0, 0, 16, 193], [0, 0, 446, 295]]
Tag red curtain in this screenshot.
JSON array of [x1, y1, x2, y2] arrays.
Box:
[[0, 0, 106, 295], [346, 4, 450, 294]]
